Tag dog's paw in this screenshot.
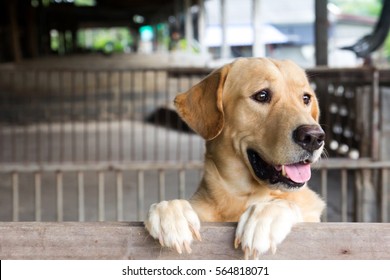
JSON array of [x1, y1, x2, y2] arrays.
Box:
[[144, 199, 201, 254], [234, 199, 302, 259]]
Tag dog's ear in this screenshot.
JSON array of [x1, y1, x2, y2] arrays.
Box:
[[174, 64, 231, 140]]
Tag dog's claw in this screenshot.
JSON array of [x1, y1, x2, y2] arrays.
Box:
[[184, 241, 192, 254], [158, 236, 164, 247], [234, 237, 241, 249], [271, 242, 277, 254], [194, 230, 202, 242], [175, 242, 182, 254], [190, 224, 202, 241], [253, 249, 259, 260], [244, 246, 250, 260]]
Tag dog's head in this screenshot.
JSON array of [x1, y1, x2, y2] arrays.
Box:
[[175, 58, 324, 191]]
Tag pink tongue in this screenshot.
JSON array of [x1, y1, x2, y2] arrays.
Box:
[[284, 163, 311, 183]]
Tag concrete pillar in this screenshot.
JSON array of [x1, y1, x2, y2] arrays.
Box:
[[252, 0, 265, 57], [184, 0, 193, 52], [315, 0, 328, 66], [220, 0, 230, 58], [198, 0, 207, 55]]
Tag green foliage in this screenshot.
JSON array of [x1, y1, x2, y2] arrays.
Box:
[[78, 28, 133, 54], [74, 0, 96, 6], [329, 0, 382, 17], [384, 34, 390, 59], [38, 0, 96, 6]]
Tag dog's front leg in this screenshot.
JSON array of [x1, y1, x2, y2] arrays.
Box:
[[145, 199, 202, 254], [234, 199, 303, 259]]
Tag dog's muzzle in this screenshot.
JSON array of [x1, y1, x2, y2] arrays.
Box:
[[247, 149, 312, 189]]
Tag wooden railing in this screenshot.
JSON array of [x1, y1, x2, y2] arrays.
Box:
[[1, 222, 389, 260]]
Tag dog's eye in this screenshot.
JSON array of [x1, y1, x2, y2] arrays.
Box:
[[251, 89, 271, 103], [303, 93, 311, 105]]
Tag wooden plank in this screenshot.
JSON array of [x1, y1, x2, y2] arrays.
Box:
[[0, 222, 389, 260]]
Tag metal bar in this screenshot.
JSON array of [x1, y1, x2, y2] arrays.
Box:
[[23, 70, 29, 163], [98, 171, 105, 222], [107, 71, 112, 161], [78, 171, 85, 222], [320, 169, 328, 222], [116, 171, 123, 221], [0, 72, 6, 162], [0, 161, 204, 173], [34, 172, 42, 222], [137, 170, 144, 221], [12, 172, 19, 222], [36, 71, 41, 163], [71, 70, 76, 162], [56, 171, 63, 222], [130, 71, 135, 161], [59, 71, 65, 162], [95, 71, 100, 162], [47, 70, 53, 162], [158, 170, 165, 201], [176, 76, 182, 161], [313, 158, 390, 169], [3, 66, 378, 77], [381, 168, 388, 222], [142, 70, 147, 160], [165, 72, 170, 161], [371, 70, 380, 160], [341, 169, 348, 222], [355, 170, 363, 222], [0, 160, 390, 173], [179, 169, 186, 199], [11, 72, 16, 162], [83, 70, 88, 162], [118, 70, 124, 162], [153, 71, 158, 161], [4, 158, 390, 173]]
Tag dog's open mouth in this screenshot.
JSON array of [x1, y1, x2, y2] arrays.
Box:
[[247, 149, 311, 189]]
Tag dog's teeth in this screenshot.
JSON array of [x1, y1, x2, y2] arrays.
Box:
[[281, 165, 290, 179]]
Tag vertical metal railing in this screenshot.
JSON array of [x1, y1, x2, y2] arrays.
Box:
[[381, 169, 388, 222], [34, 172, 42, 221], [78, 171, 85, 222], [12, 172, 19, 222], [56, 171, 64, 222]]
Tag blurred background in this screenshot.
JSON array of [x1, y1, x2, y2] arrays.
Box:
[[0, 0, 389, 224]]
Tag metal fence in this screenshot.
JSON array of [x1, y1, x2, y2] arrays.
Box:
[[0, 65, 389, 223]]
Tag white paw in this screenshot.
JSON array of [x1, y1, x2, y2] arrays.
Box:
[[234, 200, 302, 259], [145, 199, 201, 254]]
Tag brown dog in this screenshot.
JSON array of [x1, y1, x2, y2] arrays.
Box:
[[145, 57, 325, 259]]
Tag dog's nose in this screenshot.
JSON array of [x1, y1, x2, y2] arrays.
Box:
[[293, 125, 325, 152]]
